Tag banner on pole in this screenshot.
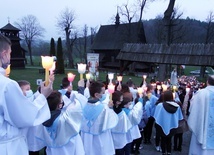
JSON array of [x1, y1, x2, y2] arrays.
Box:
[[87, 53, 99, 80]]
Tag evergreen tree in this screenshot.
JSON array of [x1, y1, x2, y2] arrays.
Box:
[[50, 38, 56, 56], [56, 37, 65, 74]]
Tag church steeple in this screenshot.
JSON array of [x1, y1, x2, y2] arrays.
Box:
[[115, 6, 120, 26]]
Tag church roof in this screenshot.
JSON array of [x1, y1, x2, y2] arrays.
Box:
[[0, 23, 20, 31], [117, 43, 214, 66], [91, 22, 144, 50]]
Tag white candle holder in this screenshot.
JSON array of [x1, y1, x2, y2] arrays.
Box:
[[108, 83, 115, 101], [67, 73, 76, 86], [108, 73, 114, 84], [78, 63, 86, 80], [41, 56, 54, 86]]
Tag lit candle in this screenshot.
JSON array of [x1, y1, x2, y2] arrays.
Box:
[[117, 76, 123, 82], [117, 76, 123, 86], [77, 63, 86, 80], [172, 85, 177, 92], [157, 85, 161, 94], [86, 73, 91, 80], [49, 61, 56, 75], [5, 64, 11, 77], [137, 87, 143, 98], [108, 83, 115, 101], [108, 73, 114, 84], [143, 74, 147, 86], [67, 73, 76, 86], [41, 56, 54, 86], [162, 84, 167, 92]]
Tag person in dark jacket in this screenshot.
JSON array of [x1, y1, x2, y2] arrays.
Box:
[[153, 91, 183, 155]]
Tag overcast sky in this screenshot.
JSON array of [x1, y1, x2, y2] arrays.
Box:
[[1, 0, 214, 40]]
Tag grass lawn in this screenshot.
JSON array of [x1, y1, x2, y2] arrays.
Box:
[[9, 67, 143, 91], [9, 65, 211, 91]]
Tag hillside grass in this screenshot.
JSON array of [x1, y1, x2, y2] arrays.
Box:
[[9, 65, 211, 92], [10, 67, 144, 91], [11, 56, 212, 90]]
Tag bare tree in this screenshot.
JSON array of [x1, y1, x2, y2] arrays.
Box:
[[157, 0, 176, 81], [118, 2, 136, 23], [205, 11, 214, 43], [83, 24, 88, 63], [168, 7, 185, 44], [200, 11, 214, 77], [74, 25, 88, 63], [90, 27, 97, 46], [15, 15, 45, 65], [136, 0, 147, 21], [57, 7, 77, 68]]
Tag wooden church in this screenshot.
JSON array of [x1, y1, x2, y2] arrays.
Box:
[[91, 11, 148, 73], [0, 22, 26, 68]]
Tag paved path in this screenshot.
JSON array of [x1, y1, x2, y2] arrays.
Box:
[[138, 130, 191, 155]]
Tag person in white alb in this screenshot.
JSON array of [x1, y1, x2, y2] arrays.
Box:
[[81, 81, 118, 155], [188, 75, 214, 155], [0, 34, 53, 155]]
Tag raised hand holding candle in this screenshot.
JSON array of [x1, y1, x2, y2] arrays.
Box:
[[143, 74, 147, 85], [77, 63, 86, 80], [117, 76, 123, 86], [67, 73, 76, 86], [5, 64, 11, 77], [41, 56, 54, 86], [108, 83, 115, 101]]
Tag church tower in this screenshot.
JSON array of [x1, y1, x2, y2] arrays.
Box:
[[115, 7, 120, 26], [0, 21, 26, 68]]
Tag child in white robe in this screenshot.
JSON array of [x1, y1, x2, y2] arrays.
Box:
[[18, 80, 45, 155], [118, 92, 143, 154], [81, 81, 118, 155], [35, 91, 85, 155], [111, 91, 132, 154], [58, 77, 87, 109]]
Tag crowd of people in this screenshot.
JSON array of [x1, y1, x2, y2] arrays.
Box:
[[1, 34, 214, 155]]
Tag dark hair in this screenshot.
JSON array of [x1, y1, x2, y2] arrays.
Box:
[[47, 91, 62, 111], [112, 91, 123, 105], [17, 80, 30, 87], [163, 90, 173, 102], [156, 93, 164, 105], [146, 84, 153, 92], [123, 92, 133, 101], [120, 97, 132, 107], [0, 34, 11, 53], [126, 78, 134, 87], [207, 75, 214, 86], [121, 84, 130, 93], [61, 77, 70, 88], [89, 81, 105, 97]]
